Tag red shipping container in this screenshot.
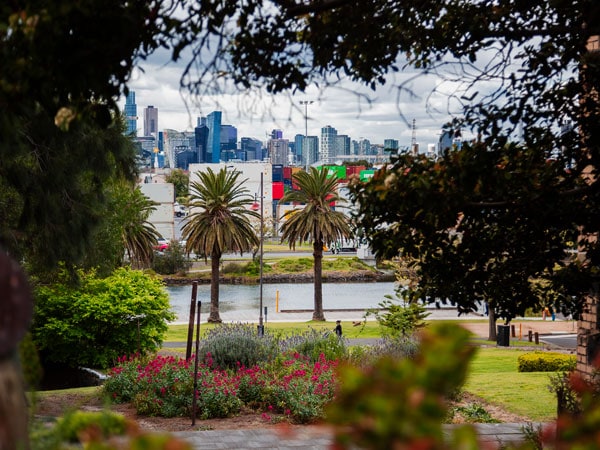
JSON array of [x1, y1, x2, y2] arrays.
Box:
[[272, 181, 284, 200], [283, 166, 292, 180]]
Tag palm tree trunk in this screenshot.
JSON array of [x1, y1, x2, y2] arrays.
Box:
[[312, 241, 325, 321], [208, 252, 222, 323]]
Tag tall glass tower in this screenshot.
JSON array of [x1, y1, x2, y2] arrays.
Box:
[[124, 91, 137, 136], [207, 111, 222, 163]]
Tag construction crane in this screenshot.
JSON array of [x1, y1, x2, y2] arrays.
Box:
[[411, 119, 419, 155]]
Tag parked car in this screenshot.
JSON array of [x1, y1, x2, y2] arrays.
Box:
[[153, 238, 169, 252]]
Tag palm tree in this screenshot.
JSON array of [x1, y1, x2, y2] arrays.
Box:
[[279, 167, 351, 321], [182, 167, 259, 323], [122, 187, 162, 269]]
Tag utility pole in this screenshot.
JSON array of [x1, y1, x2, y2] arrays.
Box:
[[300, 100, 313, 171]]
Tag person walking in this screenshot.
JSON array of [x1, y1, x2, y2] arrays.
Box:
[[334, 320, 343, 337]]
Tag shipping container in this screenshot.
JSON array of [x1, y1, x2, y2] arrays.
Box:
[[283, 166, 292, 180], [272, 181, 284, 200], [272, 164, 284, 182], [359, 169, 376, 182]]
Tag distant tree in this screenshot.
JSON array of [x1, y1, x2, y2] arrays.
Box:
[[182, 167, 259, 322], [165, 169, 190, 201], [279, 168, 351, 321]]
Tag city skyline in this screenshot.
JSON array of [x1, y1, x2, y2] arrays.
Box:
[[123, 49, 469, 148]]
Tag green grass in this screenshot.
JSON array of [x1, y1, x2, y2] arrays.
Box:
[[164, 319, 383, 342], [465, 348, 557, 422]]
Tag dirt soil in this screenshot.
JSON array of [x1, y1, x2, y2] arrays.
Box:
[[33, 388, 529, 433]]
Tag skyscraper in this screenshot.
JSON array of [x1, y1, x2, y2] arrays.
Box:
[[206, 111, 222, 163], [124, 91, 137, 136], [143, 105, 158, 137], [320, 125, 338, 163]]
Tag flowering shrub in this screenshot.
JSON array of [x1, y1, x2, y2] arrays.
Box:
[[105, 351, 338, 423], [278, 328, 347, 363], [104, 354, 242, 419], [265, 353, 338, 423]]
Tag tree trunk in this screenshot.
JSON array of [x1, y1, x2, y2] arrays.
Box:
[[0, 356, 29, 450], [312, 241, 325, 321], [488, 306, 497, 341], [208, 253, 222, 323]]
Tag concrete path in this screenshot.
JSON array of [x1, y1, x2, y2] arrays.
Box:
[[172, 422, 548, 449]]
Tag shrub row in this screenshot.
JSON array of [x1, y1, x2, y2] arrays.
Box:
[[517, 351, 576, 372]]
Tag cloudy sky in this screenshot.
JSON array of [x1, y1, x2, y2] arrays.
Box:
[[124, 50, 470, 149]]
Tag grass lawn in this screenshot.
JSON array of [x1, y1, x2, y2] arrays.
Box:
[[465, 348, 558, 422]]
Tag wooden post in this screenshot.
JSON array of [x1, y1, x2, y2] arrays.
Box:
[[511, 324, 516, 337], [528, 330, 533, 342], [534, 332, 539, 345], [191, 300, 201, 426], [186, 282, 198, 360]]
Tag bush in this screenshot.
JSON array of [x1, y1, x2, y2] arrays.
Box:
[[366, 292, 430, 338], [32, 267, 175, 368], [55, 410, 127, 442], [278, 328, 347, 362], [196, 323, 279, 370], [517, 351, 576, 372], [152, 240, 192, 275]]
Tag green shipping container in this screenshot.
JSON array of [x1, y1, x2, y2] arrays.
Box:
[[318, 165, 347, 179], [359, 169, 376, 182]]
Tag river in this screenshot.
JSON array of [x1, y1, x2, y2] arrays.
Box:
[[167, 282, 399, 323]]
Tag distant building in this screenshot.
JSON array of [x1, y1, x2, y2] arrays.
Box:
[[124, 91, 137, 136], [304, 136, 319, 168], [206, 111, 222, 163], [220, 124, 238, 162], [241, 137, 264, 161], [194, 117, 209, 163], [320, 125, 338, 163], [143, 105, 158, 137], [268, 138, 290, 165], [384, 139, 399, 152]]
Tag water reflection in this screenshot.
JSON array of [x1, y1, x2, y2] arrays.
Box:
[[167, 282, 398, 323]]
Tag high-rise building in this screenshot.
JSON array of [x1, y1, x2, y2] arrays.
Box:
[[124, 91, 137, 136], [304, 136, 319, 168], [384, 139, 399, 152], [144, 105, 158, 137], [206, 111, 222, 163], [241, 137, 263, 161], [294, 134, 304, 163], [320, 125, 338, 163], [336, 135, 351, 157], [271, 129, 283, 139], [194, 117, 209, 163], [220, 124, 238, 161], [268, 138, 289, 165]]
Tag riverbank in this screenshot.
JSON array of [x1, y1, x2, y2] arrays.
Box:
[[163, 269, 395, 285]]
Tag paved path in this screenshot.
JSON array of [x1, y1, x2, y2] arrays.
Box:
[[171, 422, 548, 449]]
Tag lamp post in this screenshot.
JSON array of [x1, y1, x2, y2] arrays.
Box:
[[300, 100, 313, 171], [258, 171, 265, 336]]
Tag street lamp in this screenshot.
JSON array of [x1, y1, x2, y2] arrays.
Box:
[[258, 171, 265, 336], [300, 100, 313, 171]]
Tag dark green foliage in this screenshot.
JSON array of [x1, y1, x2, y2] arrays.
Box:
[[152, 240, 192, 275], [197, 323, 279, 370], [518, 352, 576, 373], [32, 267, 174, 368], [17, 332, 43, 391]]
